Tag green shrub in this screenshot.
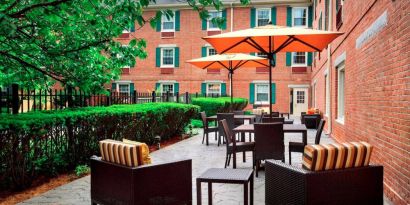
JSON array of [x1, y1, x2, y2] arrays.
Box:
[[75, 165, 91, 177], [0, 103, 199, 190], [191, 97, 248, 116]]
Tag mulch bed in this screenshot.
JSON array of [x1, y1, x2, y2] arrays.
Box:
[[0, 135, 186, 205]]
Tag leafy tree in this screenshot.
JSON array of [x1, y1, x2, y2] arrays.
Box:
[[0, 0, 249, 92]]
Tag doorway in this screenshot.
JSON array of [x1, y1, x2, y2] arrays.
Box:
[[292, 88, 308, 116]]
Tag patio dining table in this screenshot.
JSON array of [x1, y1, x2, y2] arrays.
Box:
[[206, 114, 256, 123]]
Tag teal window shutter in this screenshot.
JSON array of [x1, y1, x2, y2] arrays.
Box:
[[174, 83, 179, 94], [271, 7, 277, 25], [250, 8, 256, 28], [201, 46, 207, 57], [250, 53, 255, 56], [286, 7, 292, 27], [308, 6, 313, 28], [156, 47, 161, 67], [174, 47, 180, 67], [156, 18, 161, 32], [201, 83, 207, 95], [111, 83, 117, 91], [271, 83, 276, 104], [155, 83, 160, 92], [249, 83, 255, 104], [221, 83, 226, 96], [307, 52, 313, 66], [130, 22, 135, 32], [222, 9, 227, 30], [202, 18, 207, 30], [286, 52, 292, 66], [272, 53, 277, 65], [129, 83, 135, 95], [175, 10, 180, 31]]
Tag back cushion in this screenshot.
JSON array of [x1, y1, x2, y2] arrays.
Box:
[[302, 141, 373, 171], [99, 139, 144, 167], [122, 139, 152, 165]]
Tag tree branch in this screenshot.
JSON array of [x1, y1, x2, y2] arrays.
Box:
[[8, 0, 72, 18], [49, 39, 111, 55]]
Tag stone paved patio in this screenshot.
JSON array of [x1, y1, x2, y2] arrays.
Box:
[[19, 118, 391, 205]]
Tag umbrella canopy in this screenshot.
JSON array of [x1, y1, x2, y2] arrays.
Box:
[[187, 54, 268, 102], [203, 25, 343, 54], [203, 24, 343, 116]]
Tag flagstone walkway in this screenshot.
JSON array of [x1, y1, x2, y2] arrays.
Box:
[[19, 118, 391, 205]]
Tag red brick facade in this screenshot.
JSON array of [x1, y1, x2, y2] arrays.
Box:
[[312, 0, 409, 204]]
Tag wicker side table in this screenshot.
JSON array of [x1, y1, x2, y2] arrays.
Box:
[[196, 168, 254, 205]]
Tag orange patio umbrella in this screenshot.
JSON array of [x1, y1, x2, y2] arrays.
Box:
[[187, 53, 268, 103], [203, 24, 343, 116]]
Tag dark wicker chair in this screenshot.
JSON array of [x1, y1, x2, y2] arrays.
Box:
[[254, 123, 284, 177], [220, 119, 255, 168], [265, 160, 384, 205], [301, 113, 321, 129], [262, 117, 285, 123], [289, 119, 325, 165], [200, 111, 218, 145], [91, 156, 192, 205], [271, 111, 280, 117], [217, 113, 235, 146], [233, 110, 245, 126]]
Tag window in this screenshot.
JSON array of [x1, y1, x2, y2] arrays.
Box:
[[256, 8, 270, 26], [118, 84, 130, 94], [325, 73, 330, 116], [162, 83, 174, 93], [255, 84, 269, 103], [161, 48, 174, 67], [207, 47, 217, 56], [292, 52, 307, 66], [161, 11, 175, 31], [208, 11, 222, 30], [318, 12, 322, 30], [207, 83, 221, 95], [337, 64, 345, 122], [256, 52, 268, 58], [292, 7, 308, 27], [296, 91, 305, 104], [312, 82, 317, 107]]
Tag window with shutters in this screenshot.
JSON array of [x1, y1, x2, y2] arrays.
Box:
[[256, 52, 268, 58], [208, 11, 222, 30], [207, 47, 217, 56], [161, 48, 174, 67], [256, 8, 270, 26], [161, 11, 175, 31], [207, 83, 221, 95], [255, 84, 269, 103], [292, 7, 308, 27], [161, 83, 174, 93], [318, 12, 323, 30], [292, 52, 307, 66], [118, 84, 130, 95], [337, 64, 345, 123]]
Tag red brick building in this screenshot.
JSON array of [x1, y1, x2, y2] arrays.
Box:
[[115, 0, 315, 114], [311, 0, 409, 204], [115, 0, 409, 204]]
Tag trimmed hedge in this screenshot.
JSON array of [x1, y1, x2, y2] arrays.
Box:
[[191, 97, 248, 116], [0, 103, 198, 190]]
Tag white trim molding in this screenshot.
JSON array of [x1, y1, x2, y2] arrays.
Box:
[[334, 51, 346, 68], [251, 80, 269, 83], [114, 80, 132, 83], [158, 44, 177, 48], [288, 84, 310, 88], [157, 80, 177, 83], [204, 80, 224, 83]]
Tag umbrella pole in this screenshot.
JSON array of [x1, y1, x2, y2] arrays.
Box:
[[269, 37, 273, 118], [230, 71, 233, 104]]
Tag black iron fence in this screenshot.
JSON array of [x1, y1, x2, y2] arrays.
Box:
[[0, 84, 226, 114]]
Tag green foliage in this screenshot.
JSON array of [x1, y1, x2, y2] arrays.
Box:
[[0, 103, 199, 190], [190, 119, 203, 128], [0, 0, 249, 91], [191, 97, 248, 116], [75, 165, 91, 177]]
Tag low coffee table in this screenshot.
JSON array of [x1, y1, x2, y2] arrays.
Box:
[[196, 168, 254, 205]]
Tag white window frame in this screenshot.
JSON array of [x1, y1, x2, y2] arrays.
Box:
[[318, 12, 323, 30], [292, 7, 308, 28], [337, 64, 345, 124], [161, 11, 175, 32], [160, 47, 175, 68], [207, 47, 217, 56], [312, 81, 317, 108], [206, 83, 222, 95], [255, 83, 270, 104], [161, 83, 174, 93], [325, 72, 330, 117], [291, 52, 308, 67], [256, 8, 271, 27], [118, 83, 130, 95], [207, 11, 222, 31]]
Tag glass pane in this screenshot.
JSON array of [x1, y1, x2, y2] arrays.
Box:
[[208, 83, 221, 93], [162, 84, 173, 93], [293, 8, 307, 26], [257, 94, 268, 102], [293, 52, 306, 64], [119, 85, 129, 93], [162, 22, 174, 30], [208, 48, 217, 56], [208, 11, 222, 29], [296, 91, 305, 104], [162, 49, 174, 65], [257, 9, 270, 26]]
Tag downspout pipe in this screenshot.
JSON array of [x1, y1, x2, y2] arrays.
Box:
[[326, 0, 333, 135]]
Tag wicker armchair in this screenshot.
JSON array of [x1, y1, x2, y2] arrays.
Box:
[[91, 157, 192, 205], [265, 160, 383, 205], [200, 111, 218, 145], [217, 113, 235, 146]]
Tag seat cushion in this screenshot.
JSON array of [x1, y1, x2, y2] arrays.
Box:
[[302, 141, 373, 171], [122, 139, 152, 165], [99, 139, 144, 167]]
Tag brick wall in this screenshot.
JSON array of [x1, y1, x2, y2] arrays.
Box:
[[312, 0, 410, 204]]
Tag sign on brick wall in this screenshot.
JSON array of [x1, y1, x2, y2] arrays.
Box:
[[356, 10, 388, 49]]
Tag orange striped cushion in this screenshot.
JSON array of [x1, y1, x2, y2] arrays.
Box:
[[302, 141, 373, 171], [99, 139, 143, 167]]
